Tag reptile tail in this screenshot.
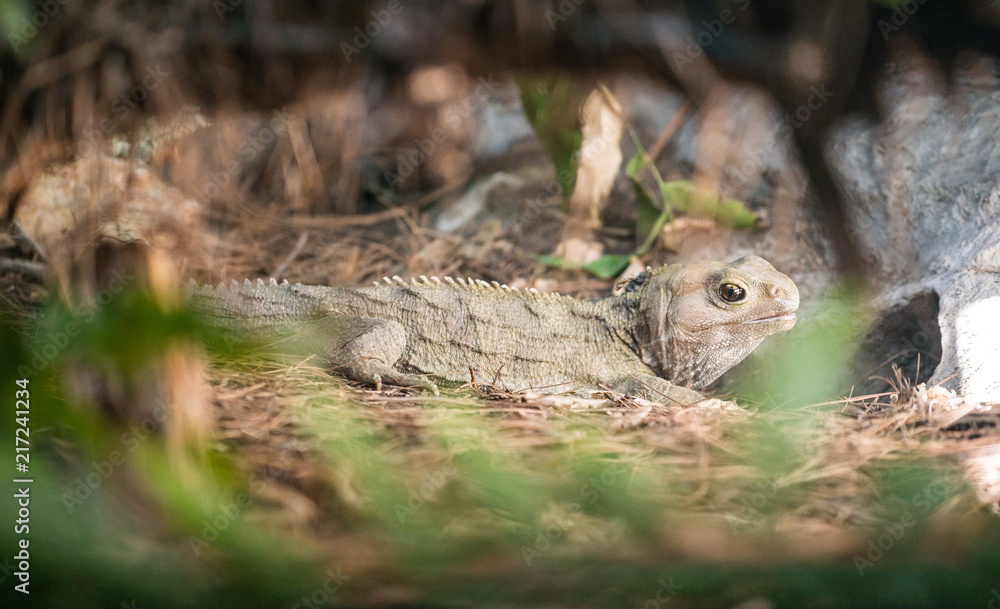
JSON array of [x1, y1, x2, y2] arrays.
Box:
[[187, 278, 332, 331]]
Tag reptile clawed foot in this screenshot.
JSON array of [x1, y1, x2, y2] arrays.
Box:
[[373, 371, 439, 396], [410, 376, 440, 396]]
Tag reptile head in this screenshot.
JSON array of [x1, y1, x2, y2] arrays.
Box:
[[638, 255, 799, 389]]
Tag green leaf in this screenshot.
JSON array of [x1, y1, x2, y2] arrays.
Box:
[[659, 179, 693, 212], [532, 253, 632, 279], [635, 210, 671, 257], [686, 184, 758, 229], [531, 254, 576, 269], [626, 150, 673, 254], [582, 254, 633, 279], [629, 127, 758, 230], [718, 196, 758, 228], [634, 178, 668, 240], [625, 151, 646, 179], [519, 76, 584, 209]]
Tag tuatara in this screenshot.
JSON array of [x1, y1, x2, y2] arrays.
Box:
[[190, 255, 798, 403]]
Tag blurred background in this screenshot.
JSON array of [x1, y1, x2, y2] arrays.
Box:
[[3, 1, 1000, 607]]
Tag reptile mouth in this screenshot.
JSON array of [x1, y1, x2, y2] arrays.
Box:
[[741, 312, 797, 325]]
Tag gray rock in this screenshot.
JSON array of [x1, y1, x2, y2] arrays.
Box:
[[827, 53, 1000, 403]]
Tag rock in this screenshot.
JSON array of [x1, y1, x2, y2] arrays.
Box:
[[827, 52, 1000, 403]]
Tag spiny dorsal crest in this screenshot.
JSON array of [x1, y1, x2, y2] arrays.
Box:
[[187, 277, 290, 296], [191, 274, 565, 300], [374, 274, 561, 299]]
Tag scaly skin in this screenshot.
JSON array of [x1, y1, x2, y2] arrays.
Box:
[[189, 256, 799, 404]]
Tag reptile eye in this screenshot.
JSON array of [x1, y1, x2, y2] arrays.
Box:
[[719, 283, 746, 303]]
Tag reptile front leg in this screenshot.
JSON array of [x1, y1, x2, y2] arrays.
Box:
[[611, 374, 705, 405], [318, 316, 439, 395]]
